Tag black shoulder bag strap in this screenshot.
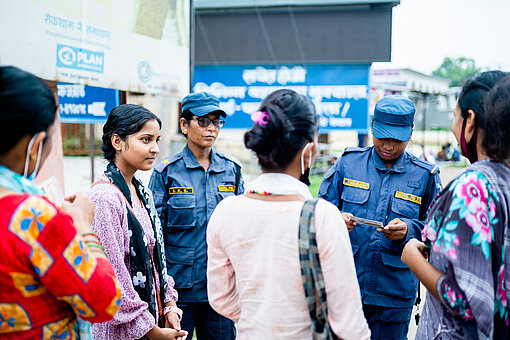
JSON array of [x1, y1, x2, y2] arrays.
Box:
[[299, 198, 337, 340]]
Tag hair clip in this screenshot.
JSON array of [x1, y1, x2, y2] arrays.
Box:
[[251, 111, 269, 126]]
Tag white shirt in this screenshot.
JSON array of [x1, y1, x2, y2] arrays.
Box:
[[207, 183, 370, 339]]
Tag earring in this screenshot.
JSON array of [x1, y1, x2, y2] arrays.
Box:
[[183, 129, 187, 133]]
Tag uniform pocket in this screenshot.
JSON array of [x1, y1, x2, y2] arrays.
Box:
[[341, 186, 370, 204], [391, 197, 420, 219], [167, 195, 196, 229], [376, 252, 417, 299], [217, 192, 234, 200], [166, 245, 194, 288], [341, 186, 370, 218]]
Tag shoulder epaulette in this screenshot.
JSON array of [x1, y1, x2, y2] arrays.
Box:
[[409, 156, 439, 174], [154, 154, 182, 172], [342, 146, 370, 155], [217, 153, 243, 168]]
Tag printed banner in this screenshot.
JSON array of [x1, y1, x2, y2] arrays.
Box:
[[0, 0, 190, 96], [193, 64, 370, 131]]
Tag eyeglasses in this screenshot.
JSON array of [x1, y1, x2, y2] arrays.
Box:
[[190, 117, 225, 128]]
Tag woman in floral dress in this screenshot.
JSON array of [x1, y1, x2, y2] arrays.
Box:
[[402, 71, 510, 340]]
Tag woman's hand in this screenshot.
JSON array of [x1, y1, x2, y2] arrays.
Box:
[[401, 238, 428, 265], [62, 193, 95, 234], [402, 238, 442, 300], [165, 311, 181, 331], [146, 325, 188, 340]]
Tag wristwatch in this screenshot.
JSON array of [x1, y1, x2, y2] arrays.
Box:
[[163, 306, 183, 320]]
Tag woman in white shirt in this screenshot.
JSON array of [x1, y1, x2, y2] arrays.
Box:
[[206, 89, 370, 339]]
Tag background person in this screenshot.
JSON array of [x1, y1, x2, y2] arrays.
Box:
[[318, 95, 442, 339], [206, 89, 370, 339], [0, 66, 121, 339], [402, 71, 510, 340], [149, 92, 243, 340], [89, 105, 186, 340]]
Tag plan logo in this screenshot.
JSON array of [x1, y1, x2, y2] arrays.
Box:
[[137, 61, 152, 82], [56, 44, 104, 73]]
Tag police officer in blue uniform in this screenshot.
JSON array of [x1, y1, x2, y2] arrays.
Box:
[[149, 92, 243, 340], [319, 95, 442, 340]]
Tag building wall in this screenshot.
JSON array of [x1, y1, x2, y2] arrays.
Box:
[[195, 3, 396, 65]]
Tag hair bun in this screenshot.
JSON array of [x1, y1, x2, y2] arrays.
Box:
[[244, 89, 317, 170]]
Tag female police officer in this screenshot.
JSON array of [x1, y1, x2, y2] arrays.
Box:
[[319, 95, 442, 340], [149, 92, 243, 340]]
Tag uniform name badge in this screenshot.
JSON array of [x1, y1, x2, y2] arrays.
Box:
[[169, 187, 194, 195], [343, 178, 370, 190], [395, 191, 422, 204], [218, 185, 236, 192]]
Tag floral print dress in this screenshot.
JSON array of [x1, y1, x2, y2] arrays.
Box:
[[417, 159, 510, 340]]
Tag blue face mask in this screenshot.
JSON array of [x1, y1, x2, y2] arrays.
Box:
[[23, 133, 44, 181]]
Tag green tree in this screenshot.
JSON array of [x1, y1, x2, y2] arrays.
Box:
[[432, 57, 481, 87]]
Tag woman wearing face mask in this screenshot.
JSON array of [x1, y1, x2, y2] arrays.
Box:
[[89, 105, 186, 340], [206, 89, 370, 339], [402, 71, 510, 339], [0, 66, 121, 338]]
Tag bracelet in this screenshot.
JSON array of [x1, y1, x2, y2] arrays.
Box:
[[81, 232, 97, 238], [84, 238, 103, 247], [86, 242, 105, 251], [89, 248, 107, 256], [85, 239, 102, 246], [163, 306, 183, 320], [81, 232, 101, 242]]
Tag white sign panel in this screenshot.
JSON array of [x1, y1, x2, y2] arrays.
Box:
[[0, 0, 190, 96]]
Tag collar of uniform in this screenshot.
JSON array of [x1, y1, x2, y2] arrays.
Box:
[[208, 149, 226, 173], [370, 147, 406, 173], [182, 145, 225, 172]]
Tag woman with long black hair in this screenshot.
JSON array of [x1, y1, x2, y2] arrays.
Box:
[[89, 104, 186, 340]]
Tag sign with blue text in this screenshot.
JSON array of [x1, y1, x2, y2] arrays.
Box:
[[58, 83, 119, 124], [193, 64, 370, 132]]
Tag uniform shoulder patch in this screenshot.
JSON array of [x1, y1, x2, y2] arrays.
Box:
[[154, 154, 182, 172], [409, 156, 439, 174], [342, 146, 370, 156], [217, 153, 243, 168]]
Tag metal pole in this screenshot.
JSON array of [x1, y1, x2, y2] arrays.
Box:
[[89, 124, 95, 184], [422, 93, 427, 155], [190, 0, 194, 93]]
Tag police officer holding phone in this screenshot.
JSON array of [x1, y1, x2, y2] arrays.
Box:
[[149, 92, 243, 340], [319, 95, 442, 340]]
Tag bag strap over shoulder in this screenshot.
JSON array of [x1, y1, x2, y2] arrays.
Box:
[[299, 198, 336, 340]]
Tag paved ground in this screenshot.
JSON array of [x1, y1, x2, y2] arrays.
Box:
[[63, 156, 464, 339]]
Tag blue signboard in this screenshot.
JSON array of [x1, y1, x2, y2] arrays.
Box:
[[58, 83, 119, 124], [193, 64, 370, 132]]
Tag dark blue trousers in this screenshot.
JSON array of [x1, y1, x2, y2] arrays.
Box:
[[363, 305, 413, 340], [178, 301, 235, 340]]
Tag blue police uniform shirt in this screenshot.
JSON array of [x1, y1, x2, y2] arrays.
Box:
[[318, 146, 442, 308], [149, 145, 244, 303]]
